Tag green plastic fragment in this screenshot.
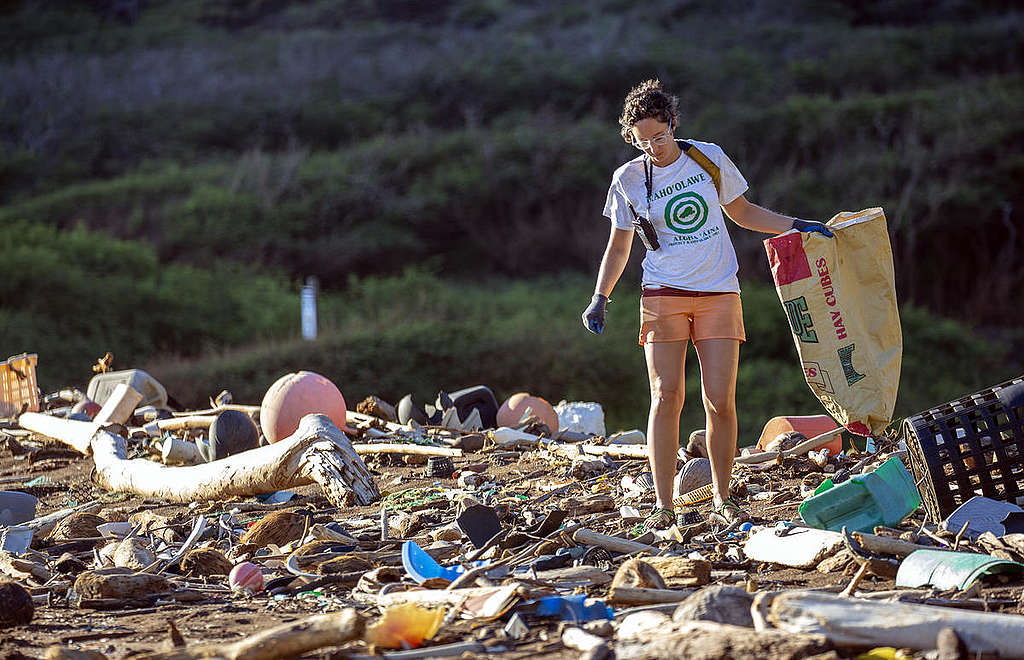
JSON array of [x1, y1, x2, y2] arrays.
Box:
[[896, 549, 1024, 590]]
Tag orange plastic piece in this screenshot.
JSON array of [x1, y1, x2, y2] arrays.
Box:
[[0, 353, 39, 419], [756, 414, 843, 454]]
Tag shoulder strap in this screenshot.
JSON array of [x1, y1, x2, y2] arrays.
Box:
[[680, 141, 721, 195]]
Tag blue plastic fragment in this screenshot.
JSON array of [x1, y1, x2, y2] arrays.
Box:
[[256, 491, 297, 504], [534, 595, 613, 622], [739, 522, 754, 532], [402, 541, 465, 584]]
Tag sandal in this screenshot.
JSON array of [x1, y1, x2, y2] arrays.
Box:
[[710, 498, 750, 525], [634, 507, 675, 535]]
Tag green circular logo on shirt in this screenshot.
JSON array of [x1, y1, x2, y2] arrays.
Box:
[[664, 192, 709, 235]]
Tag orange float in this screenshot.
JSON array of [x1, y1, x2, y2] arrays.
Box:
[[496, 392, 559, 433], [259, 371, 347, 444], [756, 414, 843, 454]]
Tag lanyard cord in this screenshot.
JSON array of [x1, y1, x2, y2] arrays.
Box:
[[643, 156, 654, 221]]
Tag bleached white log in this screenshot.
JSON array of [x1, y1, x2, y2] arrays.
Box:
[[758, 590, 1024, 657], [26, 413, 379, 506], [18, 413, 100, 455]]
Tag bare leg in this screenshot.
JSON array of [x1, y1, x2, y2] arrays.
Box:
[[693, 338, 740, 504], [643, 340, 687, 510]]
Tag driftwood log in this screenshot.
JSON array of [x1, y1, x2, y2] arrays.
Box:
[[132, 608, 364, 660], [755, 590, 1024, 657], [19, 413, 379, 506], [616, 616, 832, 660]]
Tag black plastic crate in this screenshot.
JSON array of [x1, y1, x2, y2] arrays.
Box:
[[904, 375, 1024, 522]]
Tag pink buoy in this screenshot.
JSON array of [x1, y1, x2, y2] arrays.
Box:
[[260, 371, 347, 444], [496, 392, 558, 433], [229, 561, 263, 593]]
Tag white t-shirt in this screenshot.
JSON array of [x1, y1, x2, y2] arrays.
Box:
[[603, 139, 749, 292]]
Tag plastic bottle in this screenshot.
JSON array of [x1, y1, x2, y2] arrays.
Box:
[[798, 456, 921, 533]]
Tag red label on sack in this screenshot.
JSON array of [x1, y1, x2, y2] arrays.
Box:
[[846, 421, 871, 436], [765, 233, 812, 286]]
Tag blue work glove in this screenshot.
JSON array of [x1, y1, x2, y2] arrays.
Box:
[[792, 219, 834, 237], [581, 294, 608, 335]]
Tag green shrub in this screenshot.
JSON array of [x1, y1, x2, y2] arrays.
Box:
[[0, 221, 297, 389], [147, 270, 1015, 442]]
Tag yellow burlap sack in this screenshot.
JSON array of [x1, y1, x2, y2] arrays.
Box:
[[763, 208, 902, 436]]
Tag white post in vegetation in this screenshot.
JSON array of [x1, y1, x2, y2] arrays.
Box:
[[301, 276, 318, 340]]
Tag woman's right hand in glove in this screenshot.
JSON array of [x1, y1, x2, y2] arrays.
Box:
[[581, 293, 608, 334]]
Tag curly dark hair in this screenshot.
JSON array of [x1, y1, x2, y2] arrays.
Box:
[[618, 79, 679, 143]]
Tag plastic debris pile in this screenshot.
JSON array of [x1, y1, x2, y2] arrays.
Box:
[[1, 362, 1024, 659]]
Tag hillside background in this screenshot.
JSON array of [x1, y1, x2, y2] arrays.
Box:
[[1, 0, 1021, 441]]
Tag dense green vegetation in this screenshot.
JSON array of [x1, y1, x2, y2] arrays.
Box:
[[146, 267, 1011, 439], [1, 0, 1020, 437]]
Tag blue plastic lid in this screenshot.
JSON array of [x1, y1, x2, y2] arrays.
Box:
[[401, 541, 465, 584]]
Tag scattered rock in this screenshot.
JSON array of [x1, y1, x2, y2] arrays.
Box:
[[48, 512, 105, 541], [73, 568, 169, 599], [611, 558, 667, 590], [0, 580, 34, 627], [111, 537, 156, 570], [673, 585, 755, 628]]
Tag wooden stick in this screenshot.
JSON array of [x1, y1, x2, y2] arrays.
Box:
[[578, 444, 686, 460], [347, 410, 406, 432], [142, 416, 220, 436], [572, 528, 656, 555], [608, 586, 694, 606], [839, 562, 869, 597], [352, 443, 462, 457], [171, 405, 260, 417], [131, 609, 364, 660], [735, 427, 844, 465], [851, 532, 934, 558]]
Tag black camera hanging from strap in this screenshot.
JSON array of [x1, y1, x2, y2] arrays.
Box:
[[628, 156, 660, 251]]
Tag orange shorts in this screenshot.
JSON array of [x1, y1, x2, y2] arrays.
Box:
[[639, 292, 746, 345]]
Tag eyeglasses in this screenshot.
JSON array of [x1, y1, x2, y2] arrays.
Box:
[[631, 128, 674, 150]]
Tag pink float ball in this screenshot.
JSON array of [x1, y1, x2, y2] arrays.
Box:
[[229, 562, 263, 593], [496, 392, 558, 433], [259, 371, 347, 443]]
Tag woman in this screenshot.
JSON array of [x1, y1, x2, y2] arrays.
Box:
[[582, 79, 832, 529]]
